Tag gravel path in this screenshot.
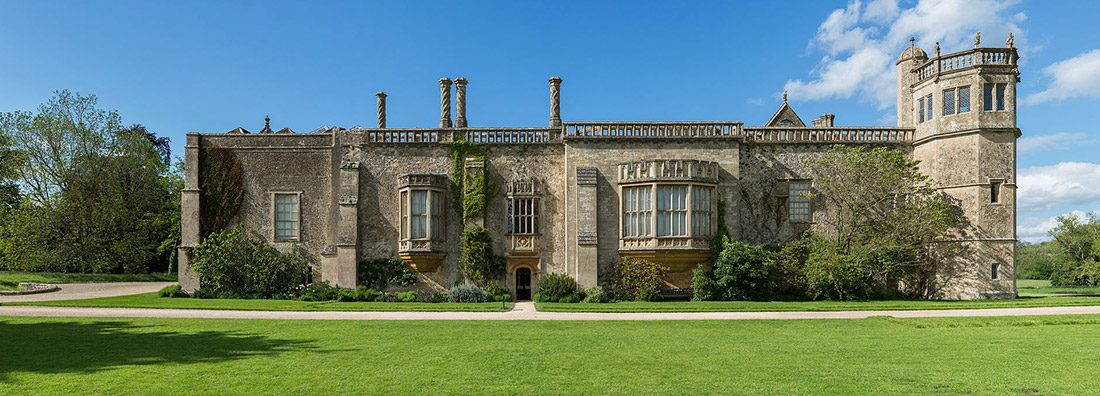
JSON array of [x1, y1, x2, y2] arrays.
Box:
[[0, 282, 173, 303], [3, 301, 1100, 321]]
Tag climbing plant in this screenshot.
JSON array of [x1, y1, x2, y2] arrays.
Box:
[[459, 226, 506, 286], [709, 199, 730, 252], [200, 145, 244, 237], [447, 139, 497, 224]]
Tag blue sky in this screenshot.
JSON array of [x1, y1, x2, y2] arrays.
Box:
[[2, 0, 1098, 241]]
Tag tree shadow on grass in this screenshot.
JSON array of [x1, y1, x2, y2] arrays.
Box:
[[0, 319, 322, 382]]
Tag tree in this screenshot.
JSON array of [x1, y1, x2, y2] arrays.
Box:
[[1046, 214, 1100, 286], [0, 90, 121, 207], [0, 91, 180, 273], [807, 145, 962, 298]]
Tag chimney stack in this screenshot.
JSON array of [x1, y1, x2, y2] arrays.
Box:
[[548, 76, 563, 127], [454, 78, 468, 128], [376, 92, 387, 128], [439, 78, 453, 128], [812, 114, 836, 127]]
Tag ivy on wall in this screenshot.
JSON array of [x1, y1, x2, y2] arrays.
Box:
[[200, 145, 244, 237], [709, 199, 730, 252], [447, 138, 505, 284]]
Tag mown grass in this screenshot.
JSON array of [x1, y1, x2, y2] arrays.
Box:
[[0, 271, 175, 290], [2, 292, 513, 312], [2, 315, 1100, 394], [1017, 279, 1100, 296], [537, 294, 1100, 313]]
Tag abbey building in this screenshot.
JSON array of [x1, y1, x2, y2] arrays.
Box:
[[179, 37, 1020, 300]]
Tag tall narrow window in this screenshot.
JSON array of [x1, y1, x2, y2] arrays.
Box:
[[925, 94, 933, 120], [996, 83, 1006, 110], [656, 185, 688, 237], [788, 181, 812, 223], [430, 191, 444, 240], [507, 197, 539, 235], [691, 186, 713, 237], [958, 85, 971, 113], [409, 190, 428, 239], [622, 186, 652, 237], [274, 193, 300, 241], [918, 97, 925, 123], [400, 190, 408, 238], [983, 84, 994, 111], [991, 263, 1000, 280], [943, 88, 956, 116], [990, 180, 1002, 204]]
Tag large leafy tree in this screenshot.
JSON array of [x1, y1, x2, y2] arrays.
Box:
[[806, 145, 962, 298], [0, 91, 180, 273]]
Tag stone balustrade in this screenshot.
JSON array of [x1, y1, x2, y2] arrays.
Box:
[[742, 127, 914, 143], [564, 121, 743, 139], [363, 128, 446, 143], [463, 128, 557, 144], [915, 47, 1017, 84]]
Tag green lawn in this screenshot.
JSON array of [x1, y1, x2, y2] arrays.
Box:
[[537, 295, 1100, 313], [1017, 279, 1100, 296], [2, 315, 1100, 394], [2, 292, 513, 312], [0, 271, 175, 290]]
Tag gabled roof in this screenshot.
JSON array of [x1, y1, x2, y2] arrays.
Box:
[[275, 127, 296, 134], [226, 127, 251, 134], [765, 92, 806, 127]]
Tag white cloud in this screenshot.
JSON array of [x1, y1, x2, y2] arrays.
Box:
[[785, 0, 1026, 110], [1018, 211, 1089, 242], [1017, 132, 1090, 154], [1023, 49, 1100, 105], [1018, 162, 1100, 211]]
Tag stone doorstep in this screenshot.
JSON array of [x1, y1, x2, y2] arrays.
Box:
[[0, 282, 61, 296]]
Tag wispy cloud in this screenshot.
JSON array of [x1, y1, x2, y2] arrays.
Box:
[[1018, 162, 1100, 211], [1023, 49, 1100, 105], [1018, 211, 1090, 242], [1018, 132, 1091, 154], [785, 0, 1026, 110]]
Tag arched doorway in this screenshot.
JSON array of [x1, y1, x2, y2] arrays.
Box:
[[515, 267, 532, 301]]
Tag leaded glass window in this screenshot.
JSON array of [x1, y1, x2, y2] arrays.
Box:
[[274, 193, 300, 240], [788, 181, 812, 223]]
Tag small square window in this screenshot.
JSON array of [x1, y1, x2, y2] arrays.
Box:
[[991, 263, 1000, 280]]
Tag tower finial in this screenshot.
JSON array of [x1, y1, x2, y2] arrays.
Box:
[[783, 90, 788, 103], [974, 32, 981, 48], [259, 114, 273, 133], [935, 42, 941, 57], [909, 36, 915, 48], [1006, 32, 1014, 48]]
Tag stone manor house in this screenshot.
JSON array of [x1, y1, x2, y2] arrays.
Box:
[[179, 37, 1020, 300]]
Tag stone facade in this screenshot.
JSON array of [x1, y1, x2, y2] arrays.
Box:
[[179, 38, 1020, 300]]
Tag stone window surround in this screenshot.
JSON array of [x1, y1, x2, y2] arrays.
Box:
[[396, 174, 448, 255], [988, 177, 1005, 205], [917, 93, 934, 123], [270, 191, 302, 242], [991, 263, 1000, 280], [786, 179, 813, 224], [617, 182, 718, 241], [942, 85, 972, 116], [983, 82, 1008, 112]]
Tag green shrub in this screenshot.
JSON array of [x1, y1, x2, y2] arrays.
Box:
[[581, 286, 610, 303], [712, 241, 774, 301], [448, 283, 488, 303], [190, 226, 310, 299], [357, 258, 415, 290], [374, 292, 400, 302], [801, 243, 873, 300], [297, 282, 342, 302], [354, 286, 382, 302], [397, 291, 417, 302], [337, 288, 358, 302], [557, 294, 581, 303], [459, 226, 506, 286], [537, 272, 577, 301], [482, 282, 509, 298], [415, 290, 447, 303], [157, 284, 185, 298], [638, 286, 662, 302], [690, 265, 716, 301], [618, 257, 668, 301]]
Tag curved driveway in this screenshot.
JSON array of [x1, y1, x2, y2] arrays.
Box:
[[0, 282, 173, 303], [4, 301, 1100, 321]]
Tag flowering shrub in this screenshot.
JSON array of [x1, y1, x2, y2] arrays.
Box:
[[617, 257, 668, 301]]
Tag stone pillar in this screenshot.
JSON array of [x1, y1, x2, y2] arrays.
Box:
[[574, 167, 598, 288], [454, 78, 468, 128], [376, 92, 387, 129], [178, 133, 203, 292], [326, 161, 360, 288], [548, 76, 563, 127], [439, 78, 453, 129]]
